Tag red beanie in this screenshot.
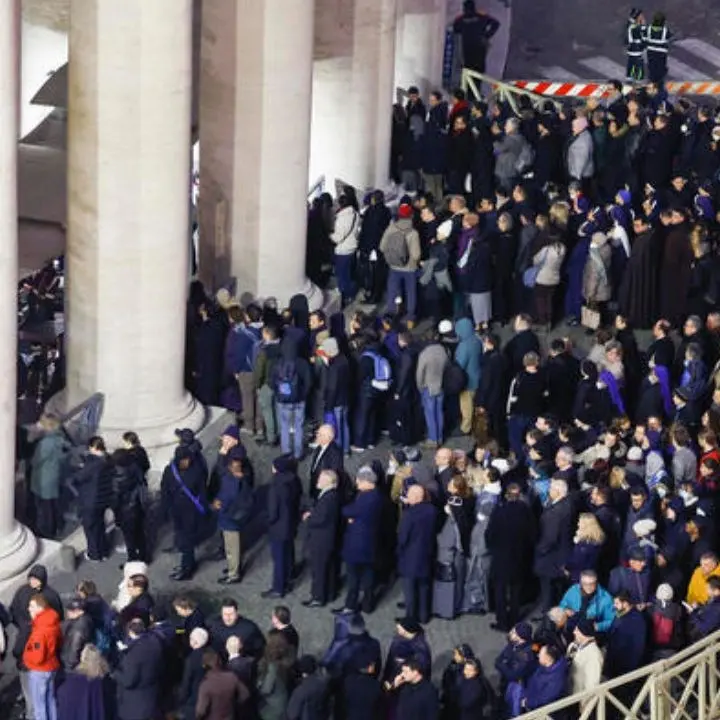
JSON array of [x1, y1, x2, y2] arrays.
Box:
[[398, 203, 413, 219]]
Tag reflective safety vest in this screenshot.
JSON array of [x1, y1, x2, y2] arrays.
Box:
[[645, 25, 670, 56], [626, 22, 646, 57]]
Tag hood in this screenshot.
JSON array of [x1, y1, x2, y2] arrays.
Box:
[[28, 564, 48, 586], [645, 451, 665, 478], [455, 317, 475, 341], [34, 607, 61, 632], [288, 294, 309, 330]]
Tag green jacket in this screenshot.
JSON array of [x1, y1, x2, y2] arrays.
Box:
[[31, 431, 69, 500]]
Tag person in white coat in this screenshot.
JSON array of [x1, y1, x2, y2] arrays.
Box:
[[567, 116, 595, 185], [331, 195, 360, 308], [567, 618, 604, 698]]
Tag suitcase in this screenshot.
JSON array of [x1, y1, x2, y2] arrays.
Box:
[[432, 575, 459, 620]]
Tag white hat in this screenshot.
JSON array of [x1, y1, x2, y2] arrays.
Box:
[[656, 583, 674, 602], [627, 446, 643, 462], [633, 518, 657, 537], [438, 319, 454, 335]]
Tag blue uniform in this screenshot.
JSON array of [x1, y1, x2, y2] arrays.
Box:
[[626, 20, 646, 80]]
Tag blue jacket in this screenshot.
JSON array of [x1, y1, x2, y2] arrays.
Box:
[[608, 566, 652, 605], [524, 658, 569, 711], [494, 642, 537, 685], [214, 471, 254, 532], [566, 541, 602, 584], [454, 318, 482, 391], [690, 597, 720, 636], [397, 502, 437, 579], [559, 584, 616, 632], [342, 489, 383, 564], [383, 634, 432, 685], [422, 102, 449, 175], [267, 471, 302, 542], [224, 323, 261, 375], [605, 608, 647, 678]]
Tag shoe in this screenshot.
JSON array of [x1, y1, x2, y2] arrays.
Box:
[[218, 575, 241, 585], [115, 544, 127, 554], [332, 606, 355, 615], [302, 599, 325, 608], [350, 446, 366, 453], [83, 552, 102, 563], [396, 601, 406, 609], [261, 590, 284, 599]]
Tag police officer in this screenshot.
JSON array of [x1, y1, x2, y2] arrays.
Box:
[[453, 0, 500, 75], [645, 12, 671, 85], [626, 8, 646, 81]]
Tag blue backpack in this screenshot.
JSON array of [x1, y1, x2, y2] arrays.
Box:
[[275, 360, 301, 403], [240, 327, 262, 369], [362, 351, 392, 392]]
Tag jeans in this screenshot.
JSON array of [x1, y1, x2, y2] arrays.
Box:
[[333, 406, 350, 453], [257, 385, 277, 443], [277, 401, 306, 459], [271, 539, 293, 594], [421, 389, 444, 443], [345, 563, 375, 612], [28, 670, 57, 720], [334, 253, 355, 302], [507, 414, 530, 462], [386, 269, 418, 320]]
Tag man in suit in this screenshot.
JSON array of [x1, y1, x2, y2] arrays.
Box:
[[302, 470, 341, 608], [308, 424, 345, 501], [476, 332, 507, 442], [397, 485, 437, 624]]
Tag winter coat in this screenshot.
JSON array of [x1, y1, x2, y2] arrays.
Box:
[[494, 133, 530, 184], [396, 678, 439, 720], [267, 471, 302, 542], [30, 430, 68, 500], [286, 674, 331, 720], [208, 615, 266, 660], [422, 104, 449, 175], [454, 318, 482, 390], [214, 471, 254, 533], [196, 668, 250, 720], [457, 233, 493, 294], [534, 496, 574, 579], [75, 453, 115, 519], [582, 235, 613, 303], [566, 541, 602, 583], [380, 218, 422, 272], [567, 129, 595, 179], [605, 609, 647, 678], [486, 498, 536, 583], [608, 566, 652, 605], [178, 647, 206, 718], [494, 642, 537, 686], [116, 632, 164, 720], [331, 206, 359, 255], [342, 488, 383, 565], [569, 640, 603, 696], [383, 634, 432, 685], [323, 354, 351, 409], [224, 323, 262, 376], [523, 658, 569, 711], [341, 673, 383, 720], [258, 662, 289, 720], [160, 460, 208, 549], [559, 585, 616, 632], [533, 241, 567, 287], [61, 613, 94, 670], [397, 501, 437, 579], [23, 607, 61, 672], [57, 674, 116, 720], [416, 342, 449, 396]]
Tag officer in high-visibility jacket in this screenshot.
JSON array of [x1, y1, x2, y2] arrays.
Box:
[[625, 8, 646, 81], [453, 0, 500, 74], [645, 12, 672, 84]]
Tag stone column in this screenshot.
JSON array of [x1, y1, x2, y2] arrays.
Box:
[[63, 0, 203, 447], [198, 0, 322, 310], [311, 0, 397, 193], [0, 0, 37, 582], [394, 0, 446, 97]]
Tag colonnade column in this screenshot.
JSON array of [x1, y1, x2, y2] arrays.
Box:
[[63, 0, 204, 446], [198, 0, 322, 310], [311, 0, 397, 193], [0, 0, 38, 581], [394, 0, 446, 97]]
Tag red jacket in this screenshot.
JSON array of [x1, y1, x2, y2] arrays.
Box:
[[23, 607, 62, 672]]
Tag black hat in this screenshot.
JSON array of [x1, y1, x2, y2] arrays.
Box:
[[27, 564, 47, 586], [347, 615, 367, 636], [273, 454, 296, 474], [514, 621, 533, 642], [408, 86, 420, 96], [396, 617, 422, 635], [175, 428, 196, 445], [576, 618, 596, 638], [174, 445, 193, 463], [297, 655, 318, 676], [67, 596, 86, 612], [629, 545, 647, 562], [674, 386, 691, 402], [227, 445, 247, 462]]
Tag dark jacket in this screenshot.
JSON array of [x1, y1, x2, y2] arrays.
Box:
[[61, 613, 94, 670], [476, 348, 506, 416], [383, 633, 432, 687], [422, 102, 449, 175], [160, 458, 208, 547], [690, 597, 720, 638], [215, 470, 254, 533], [116, 631, 164, 720], [504, 329, 540, 377], [324, 354, 351, 409], [195, 668, 249, 720], [57, 673, 116, 720], [523, 658, 569, 711], [224, 323, 261, 375], [341, 672, 383, 720], [608, 566, 652, 605], [396, 678, 440, 720], [308, 443, 345, 501], [271, 338, 312, 404], [208, 616, 266, 660], [75, 453, 115, 518], [178, 647, 206, 717], [119, 591, 155, 629], [494, 641, 537, 686], [306, 488, 341, 557], [342, 488, 383, 565], [286, 674, 331, 720], [457, 235, 493, 294], [486, 498, 537, 583], [534, 496, 574, 579], [267, 471, 302, 542], [397, 502, 438, 579], [546, 352, 580, 422], [10, 572, 63, 661], [605, 608, 648, 678]]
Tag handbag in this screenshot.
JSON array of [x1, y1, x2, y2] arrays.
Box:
[[522, 247, 548, 288], [581, 304, 601, 330], [435, 562, 457, 582]]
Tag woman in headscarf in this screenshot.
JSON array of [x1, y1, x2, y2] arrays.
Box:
[[57, 645, 116, 720]]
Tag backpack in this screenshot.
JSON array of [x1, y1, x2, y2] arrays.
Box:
[[383, 227, 411, 267], [240, 327, 262, 369], [652, 610, 674, 647], [442, 362, 467, 395], [274, 360, 301, 403], [362, 351, 392, 392], [93, 626, 113, 657]]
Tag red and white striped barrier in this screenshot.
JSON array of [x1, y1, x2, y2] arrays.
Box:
[[509, 80, 720, 97]]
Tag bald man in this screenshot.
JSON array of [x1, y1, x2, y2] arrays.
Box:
[[397, 485, 438, 624], [308, 424, 344, 501]]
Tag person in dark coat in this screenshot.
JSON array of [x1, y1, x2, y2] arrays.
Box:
[[517, 645, 568, 714], [178, 627, 210, 720], [688, 576, 720, 639], [383, 619, 432, 688], [74, 436, 115, 562], [160, 446, 209, 581], [208, 598, 266, 660], [446, 115, 474, 195], [286, 655, 331, 720], [534, 479, 575, 615], [457, 658, 491, 720], [188, 301, 226, 406], [486, 483, 537, 631], [116, 619, 164, 720], [340, 648, 383, 720], [608, 547, 653, 606], [336, 467, 383, 614], [659, 208, 693, 326], [422, 92, 449, 200], [546, 338, 581, 423], [112, 444, 148, 563], [489, 213, 518, 326], [503, 315, 540, 377], [302, 470, 341, 607], [397, 486, 438, 624], [356, 191, 392, 304], [475, 333, 507, 441], [389, 332, 423, 446], [195, 648, 250, 720], [494, 622, 537, 692], [118, 574, 155, 629], [57, 645, 117, 720], [605, 592, 648, 678], [394, 658, 440, 720], [534, 114, 563, 188], [61, 597, 94, 670], [320, 339, 353, 455], [470, 103, 495, 202], [307, 424, 345, 502], [264, 455, 302, 599]]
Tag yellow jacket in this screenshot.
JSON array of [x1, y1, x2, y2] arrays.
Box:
[[687, 565, 720, 606]]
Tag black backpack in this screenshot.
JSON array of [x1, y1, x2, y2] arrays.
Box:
[[274, 360, 301, 404]]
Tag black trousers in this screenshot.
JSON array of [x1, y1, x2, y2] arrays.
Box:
[[82, 510, 108, 560], [403, 577, 431, 624], [494, 578, 521, 630], [35, 497, 59, 539], [345, 563, 375, 612], [310, 551, 336, 604], [119, 509, 147, 562], [539, 575, 565, 613]]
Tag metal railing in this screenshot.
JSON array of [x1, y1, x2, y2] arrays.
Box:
[[522, 628, 720, 719]]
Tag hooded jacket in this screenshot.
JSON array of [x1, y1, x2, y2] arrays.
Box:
[[23, 607, 62, 672], [523, 657, 569, 710], [582, 233, 613, 303], [271, 338, 312, 404], [454, 319, 482, 390]]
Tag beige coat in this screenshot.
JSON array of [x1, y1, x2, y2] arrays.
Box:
[[569, 640, 604, 696]]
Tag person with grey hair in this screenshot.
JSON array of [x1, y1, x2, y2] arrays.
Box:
[[178, 624, 210, 720], [334, 467, 383, 615], [494, 117, 532, 193]]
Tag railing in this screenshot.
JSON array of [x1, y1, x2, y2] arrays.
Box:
[[522, 628, 720, 719]]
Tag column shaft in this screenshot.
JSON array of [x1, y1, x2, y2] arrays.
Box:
[[65, 0, 203, 445], [0, 0, 37, 581], [199, 0, 321, 309]]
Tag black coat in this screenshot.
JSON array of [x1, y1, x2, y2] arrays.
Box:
[[476, 348, 506, 416], [457, 676, 490, 720], [10, 579, 63, 660], [160, 459, 208, 549], [447, 127, 474, 177], [306, 488, 341, 558], [396, 678, 440, 720], [341, 673, 383, 720], [504, 329, 540, 377], [75, 453, 115, 518], [546, 352, 580, 422], [646, 335, 675, 373], [116, 632, 164, 720], [308, 443, 345, 501], [208, 616, 266, 659], [533, 496, 574, 579], [286, 674, 331, 720], [119, 591, 155, 628], [61, 614, 94, 670], [267, 471, 302, 542], [605, 609, 648, 678], [618, 230, 661, 330], [422, 103, 449, 175], [659, 224, 693, 326], [397, 502, 438, 579], [486, 498, 537, 583], [457, 237, 493, 294], [324, 355, 351, 410], [178, 647, 206, 718]]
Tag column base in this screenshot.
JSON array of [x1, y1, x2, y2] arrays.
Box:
[[0, 521, 38, 582]]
